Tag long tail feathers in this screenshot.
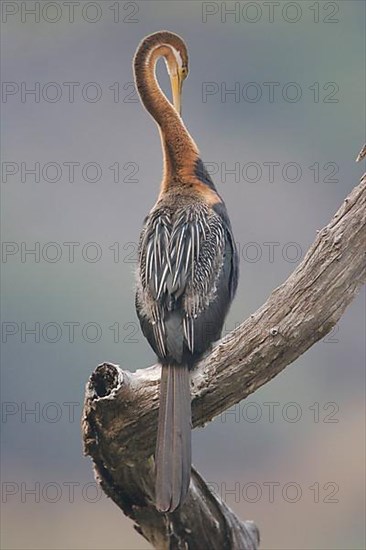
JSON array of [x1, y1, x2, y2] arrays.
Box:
[[155, 363, 191, 512]]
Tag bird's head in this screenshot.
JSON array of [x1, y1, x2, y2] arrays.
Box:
[[164, 33, 189, 116], [135, 31, 189, 116]]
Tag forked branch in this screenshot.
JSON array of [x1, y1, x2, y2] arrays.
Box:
[[82, 169, 365, 550]]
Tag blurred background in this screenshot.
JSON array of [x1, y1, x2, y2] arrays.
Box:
[[1, 1, 365, 548]]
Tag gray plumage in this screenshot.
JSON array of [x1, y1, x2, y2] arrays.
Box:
[[137, 199, 227, 362], [136, 191, 238, 512], [155, 363, 191, 512]]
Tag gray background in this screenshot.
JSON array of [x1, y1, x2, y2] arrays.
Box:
[[1, 1, 365, 548]]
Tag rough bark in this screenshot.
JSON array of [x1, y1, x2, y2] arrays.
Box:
[[82, 168, 365, 550]]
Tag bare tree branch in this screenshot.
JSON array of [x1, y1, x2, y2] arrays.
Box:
[[82, 173, 365, 549]]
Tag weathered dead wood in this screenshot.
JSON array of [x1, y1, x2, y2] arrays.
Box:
[[82, 170, 365, 550]]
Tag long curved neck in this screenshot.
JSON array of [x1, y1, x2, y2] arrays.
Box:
[[134, 45, 199, 187]]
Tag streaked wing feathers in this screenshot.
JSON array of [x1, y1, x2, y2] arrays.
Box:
[[138, 206, 226, 356]]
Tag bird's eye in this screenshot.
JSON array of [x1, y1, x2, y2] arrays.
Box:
[[181, 66, 188, 78]]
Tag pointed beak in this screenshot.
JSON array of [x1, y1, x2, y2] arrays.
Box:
[[171, 72, 183, 116]]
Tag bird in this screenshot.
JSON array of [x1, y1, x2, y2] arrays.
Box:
[[133, 31, 239, 513]]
